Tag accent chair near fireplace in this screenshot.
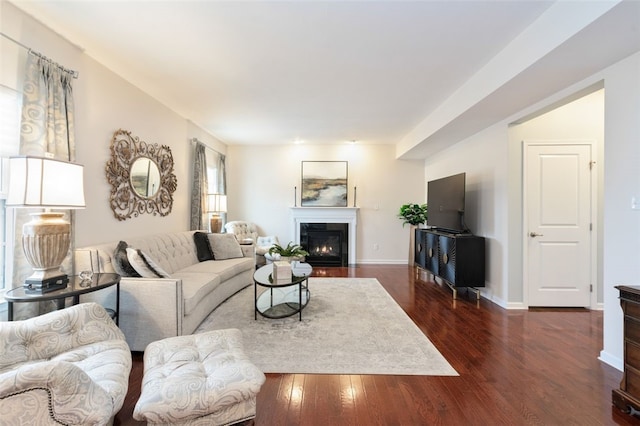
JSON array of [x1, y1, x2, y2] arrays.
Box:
[[225, 221, 280, 266]]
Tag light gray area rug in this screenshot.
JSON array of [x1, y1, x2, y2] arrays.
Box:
[[196, 277, 458, 376]]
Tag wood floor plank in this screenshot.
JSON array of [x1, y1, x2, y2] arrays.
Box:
[[347, 375, 373, 425], [254, 373, 284, 425], [114, 265, 638, 426], [285, 374, 305, 425], [301, 374, 342, 426], [358, 374, 395, 425]]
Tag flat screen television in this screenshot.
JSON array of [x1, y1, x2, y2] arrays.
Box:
[[427, 172, 467, 233]]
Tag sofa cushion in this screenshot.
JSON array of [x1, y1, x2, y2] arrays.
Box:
[[180, 257, 254, 283], [126, 248, 171, 278], [127, 233, 200, 274], [207, 234, 244, 260], [113, 241, 141, 277], [171, 272, 222, 314], [193, 232, 213, 261]]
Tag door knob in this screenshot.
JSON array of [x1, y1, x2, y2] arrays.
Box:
[[529, 232, 544, 237]]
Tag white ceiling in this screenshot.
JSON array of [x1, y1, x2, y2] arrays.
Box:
[[8, 1, 640, 157]]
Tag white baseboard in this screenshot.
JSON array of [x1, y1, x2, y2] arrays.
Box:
[[599, 350, 623, 372], [503, 301, 528, 310], [356, 259, 407, 265]]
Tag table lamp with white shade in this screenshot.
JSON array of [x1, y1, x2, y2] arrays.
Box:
[[207, 193, 227, 233], [7, 156, 85, 292]]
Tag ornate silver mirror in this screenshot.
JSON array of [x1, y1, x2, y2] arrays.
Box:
[[106, 129, 177, 221], [130, 157, 161, 198]]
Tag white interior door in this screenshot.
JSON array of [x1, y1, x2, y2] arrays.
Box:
[[524, 142, 592, 307]]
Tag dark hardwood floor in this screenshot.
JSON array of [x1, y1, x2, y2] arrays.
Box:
[[115, 265, 637, 425]]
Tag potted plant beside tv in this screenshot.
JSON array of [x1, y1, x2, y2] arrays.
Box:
[[398, 203, 428, 227], [398, 203, 428, 266]]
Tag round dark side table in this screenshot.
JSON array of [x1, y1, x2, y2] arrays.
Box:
[[5, 272, 121, 325]]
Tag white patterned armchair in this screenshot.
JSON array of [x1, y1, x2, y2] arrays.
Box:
[[0, 303, 132, 426], [224, 221, 279, 266]]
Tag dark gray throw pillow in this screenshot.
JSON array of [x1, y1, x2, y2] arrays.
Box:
[[193, 232, 214, 261], [113, 241, 141, 277]]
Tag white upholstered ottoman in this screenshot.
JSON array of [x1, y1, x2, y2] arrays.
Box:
[[133, 329, 266, 425]]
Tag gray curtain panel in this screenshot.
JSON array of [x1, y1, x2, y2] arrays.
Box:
[[12, 53, 77, 318], [190, 140, 208, 231]]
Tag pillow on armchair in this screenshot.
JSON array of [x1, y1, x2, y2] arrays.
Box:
[[256, 235, 279, 256], [224, 221, 279, 266]]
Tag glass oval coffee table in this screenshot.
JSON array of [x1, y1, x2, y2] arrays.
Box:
[[253, 262, 312, 320]]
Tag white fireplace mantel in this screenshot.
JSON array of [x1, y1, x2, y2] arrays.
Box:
[[290, 207, 359, 265]]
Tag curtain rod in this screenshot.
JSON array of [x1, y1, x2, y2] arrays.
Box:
[[1, 32, 79, 79], [191, 138, 223, 156]]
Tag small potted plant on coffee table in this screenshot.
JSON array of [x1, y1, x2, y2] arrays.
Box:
[[268, 242, 309, 262]]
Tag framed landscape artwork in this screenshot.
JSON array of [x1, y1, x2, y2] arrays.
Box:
[[301, 161, 348, 207]]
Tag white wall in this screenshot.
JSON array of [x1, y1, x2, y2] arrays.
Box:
[[423, 124, 509, 305], [4, 3, 425, 264], [507, 55, 639, 369], [600, 52, 640, 370], [423, 52, 639, 370], [4, 0, 638, 370], [2, 3, 223, 247], [74, 55, 190, 246], [187, 121, 227, 156], [226, 144, 425, 263], [509, 89, 605, 306]]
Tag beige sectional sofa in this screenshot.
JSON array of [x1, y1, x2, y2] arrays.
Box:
[[75, 231, 254, 351]]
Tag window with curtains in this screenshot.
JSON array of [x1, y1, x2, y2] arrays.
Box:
[[190, 141, 227, 232], [0, 85, 22, 291], [205, 147, 226, 226], [205, 148, 224, 193]]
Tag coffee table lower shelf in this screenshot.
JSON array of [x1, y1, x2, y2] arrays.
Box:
[[253, 263, 313, 321], [256, 285, 310, 319]]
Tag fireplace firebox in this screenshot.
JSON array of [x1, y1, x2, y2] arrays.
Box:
[[300, 223, 348, 267]]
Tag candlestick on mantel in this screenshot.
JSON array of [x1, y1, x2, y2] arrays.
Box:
[[353, 186, 357, 207], [294, 186, 297, 207]]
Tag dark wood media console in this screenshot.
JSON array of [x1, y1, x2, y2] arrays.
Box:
[[415, 228, 485, 299], [613, 285, 640, 418]]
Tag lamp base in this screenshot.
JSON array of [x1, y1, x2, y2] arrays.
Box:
[[24, 273, 69, 293], [21, 211, 71, 293], [210, 216, 223, 233]]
